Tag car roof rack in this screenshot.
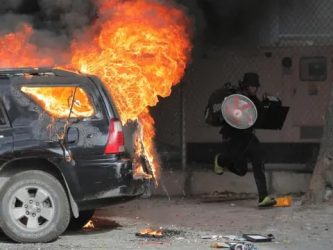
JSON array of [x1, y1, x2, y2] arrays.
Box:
[[0, 67, 80, 78]]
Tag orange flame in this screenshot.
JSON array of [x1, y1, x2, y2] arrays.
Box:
[[0, 25, 54, 68], [70, 0, 191, 122], [275, 196, 293, 207], [133, 109, 159, 181], [83, 220, 95, 229], [0, 0, 192, 184], [69, 0, 191, 182], [138, 228, 163, 237], [21, 86, 95, 119]]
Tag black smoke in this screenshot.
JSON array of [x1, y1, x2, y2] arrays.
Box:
[[197, 0, 272, 47], [0, 0, 96, 48]]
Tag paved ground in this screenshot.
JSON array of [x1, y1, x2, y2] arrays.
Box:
[[0, 197, 332, 250]]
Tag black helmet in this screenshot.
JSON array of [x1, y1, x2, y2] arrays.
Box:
[[239, 72, 260, 88]]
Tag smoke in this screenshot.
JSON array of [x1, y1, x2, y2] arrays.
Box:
[[197, 0, 272, 46], [36, 0, 96, 35], [0, 0, 191, 66], [0, 0, 32, 34], [0, 0, 25, 10], [0, 13, 32, 34], [0, 0, 96, 47]]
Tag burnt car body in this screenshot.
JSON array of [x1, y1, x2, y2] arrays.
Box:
[[0, 68, 146, 243]]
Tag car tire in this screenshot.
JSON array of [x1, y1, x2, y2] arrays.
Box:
[[67, 210, 95, 231], [0, 170, 70, 243]]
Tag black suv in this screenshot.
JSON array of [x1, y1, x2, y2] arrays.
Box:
[[0, 68, 146, 243]]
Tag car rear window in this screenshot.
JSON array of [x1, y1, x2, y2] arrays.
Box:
[[99, 84, 121, 119], [21, 86, 96, 119]]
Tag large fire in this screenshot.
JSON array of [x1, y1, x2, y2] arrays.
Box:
[[21, 86, 95, 119], [0, 0, 192, 183], [0, 25, 55, 68]]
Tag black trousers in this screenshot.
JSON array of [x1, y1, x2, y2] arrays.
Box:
[[217, 132, 268, 201]]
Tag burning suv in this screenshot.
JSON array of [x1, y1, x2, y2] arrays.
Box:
[[0, 68, 146, 243]]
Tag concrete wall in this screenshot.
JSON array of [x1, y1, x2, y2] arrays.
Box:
[[152, 166, 312, 197]]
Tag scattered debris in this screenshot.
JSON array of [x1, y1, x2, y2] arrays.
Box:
[[210, 242, 230, 248], [205, 233, 275, 249], [229, 242, 258, 250], [162, 229, 184, 237], [201, 191, 257, 203], [243, 234, 274, 242], [210, 241, 260, 250], [222, 235, 247, 242], [202, 235, 219, 240], [135, 228, 184, 239]]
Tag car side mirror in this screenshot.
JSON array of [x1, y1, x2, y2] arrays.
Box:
[[66, 127, 79, 144]]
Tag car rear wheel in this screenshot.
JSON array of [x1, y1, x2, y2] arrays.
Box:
[[67, 210, 95, 231], [0, 170, 70, 243]]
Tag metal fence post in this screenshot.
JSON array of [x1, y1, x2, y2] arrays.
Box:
[[181, 81, 187, 172]]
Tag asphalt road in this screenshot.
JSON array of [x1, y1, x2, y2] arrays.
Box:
[[0, 197, 332, 250]]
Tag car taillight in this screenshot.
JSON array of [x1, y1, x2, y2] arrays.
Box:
[[104, 118, 125, 154]]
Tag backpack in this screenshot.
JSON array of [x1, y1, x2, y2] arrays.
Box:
[[204, 83, 237, 127]]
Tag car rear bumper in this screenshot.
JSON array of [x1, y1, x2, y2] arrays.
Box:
[[75, 156, 150, 210]]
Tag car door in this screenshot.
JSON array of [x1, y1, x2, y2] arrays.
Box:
[[61, 81, 112, 198], [0, 101, 13, 166], [17, 75, 111, 199]]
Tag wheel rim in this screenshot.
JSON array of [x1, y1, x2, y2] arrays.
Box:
[[8, 185, 56, 231]]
